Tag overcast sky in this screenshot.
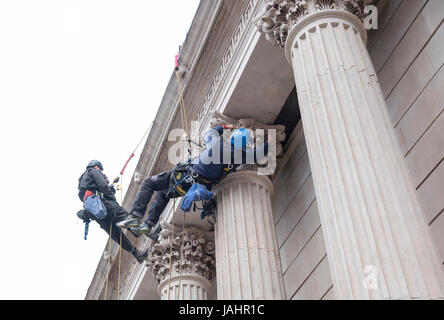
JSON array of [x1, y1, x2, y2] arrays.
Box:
[[0, 0, 200, 299]]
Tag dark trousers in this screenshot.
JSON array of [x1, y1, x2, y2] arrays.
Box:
[[97, 199, 136, 254], [130, 170, 175, 226]]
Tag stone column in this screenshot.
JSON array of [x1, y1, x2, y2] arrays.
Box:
[[146, 222, 216, 300], [256, 0, 444, 299], [214, 170, 286, 299]]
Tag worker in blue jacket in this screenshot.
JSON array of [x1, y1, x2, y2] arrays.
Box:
[[117, 124, 269, 235]]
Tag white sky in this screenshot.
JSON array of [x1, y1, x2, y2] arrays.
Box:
[[0, 0, 200, 299]]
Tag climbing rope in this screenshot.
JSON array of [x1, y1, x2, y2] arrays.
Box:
[[166, 66, 188, 299], [177, 209, 186, 300], [102, 51, 196, 300], [166, 197, 176, 300], [104, 220, 113, 300], [117, 174, 123, 300], [101, 57, 204, 300], [103, 174, 126, 301], [166, 172, 195, 300], [175, 46, 190, 141], [102, 124, 151, 300], [99, 91, 163, 300], [175, 48, 205, 157], [165, 197, 187, 301], [118, 230, 122, 300], [176, 69, 192, 159]]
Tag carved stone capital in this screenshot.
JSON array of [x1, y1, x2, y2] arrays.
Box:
[[146, 222, 216, 284], [255, 0, 366, 48]]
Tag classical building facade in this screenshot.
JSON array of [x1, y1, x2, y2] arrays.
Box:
[[86, 0, 444, 300]]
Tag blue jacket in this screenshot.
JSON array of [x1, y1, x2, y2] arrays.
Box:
[[190, 126, 269, 182]]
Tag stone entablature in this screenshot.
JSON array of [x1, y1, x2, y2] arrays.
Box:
[[196, 0, 259, 134]]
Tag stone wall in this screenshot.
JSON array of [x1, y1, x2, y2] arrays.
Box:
[[271, 123, 334, 300], [368, 0, 444, 266]]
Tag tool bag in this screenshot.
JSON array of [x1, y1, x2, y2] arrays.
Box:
[[83, 193, 107, 220]]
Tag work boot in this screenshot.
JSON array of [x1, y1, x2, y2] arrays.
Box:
[[147, 224, 162, 241], [116, 214, 141, 229], [133, 248, 149, 264], [131, 222, 153, 235]]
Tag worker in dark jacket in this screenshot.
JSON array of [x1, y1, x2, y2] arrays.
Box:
[[117, 124, 269, 235], [77, 160, 149, 263]]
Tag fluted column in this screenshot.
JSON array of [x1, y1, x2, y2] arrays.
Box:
[[256, 0, 444, 299], [146, 222, 216, 300], [214, 170, 286, 300]]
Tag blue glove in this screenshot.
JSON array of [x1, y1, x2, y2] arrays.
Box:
[[180, 183, 214, 212]]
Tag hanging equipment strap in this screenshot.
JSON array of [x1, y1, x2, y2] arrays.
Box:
[[84, 220, 90, 240], [119, 123, 152, 178]]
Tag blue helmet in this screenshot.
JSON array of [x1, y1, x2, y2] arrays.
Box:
[[230, 128, 251, 150]]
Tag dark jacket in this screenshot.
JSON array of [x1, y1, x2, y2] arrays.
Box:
[[78, 168, 116, 202], [191, 126, 269, 182]]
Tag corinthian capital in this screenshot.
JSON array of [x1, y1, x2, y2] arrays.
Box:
[[146, 222, 216, 283], [255, 0, 366, 47]]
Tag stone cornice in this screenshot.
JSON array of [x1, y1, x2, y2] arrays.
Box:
[[196, 0, 260, 134], [255, 0, 366, 48]]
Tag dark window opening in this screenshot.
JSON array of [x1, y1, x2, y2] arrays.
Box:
[[273, 87, 301, 147]]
